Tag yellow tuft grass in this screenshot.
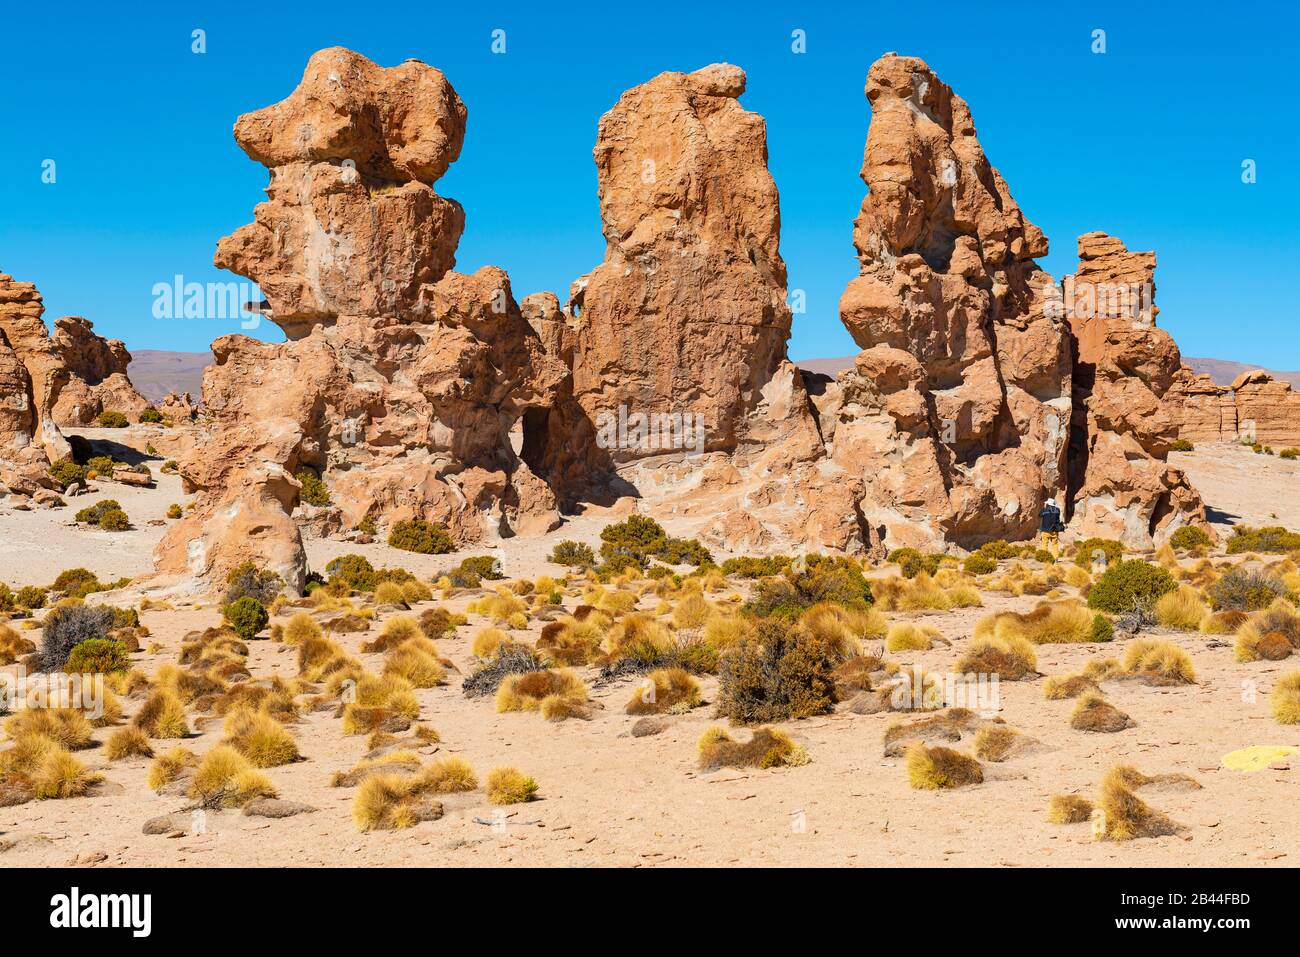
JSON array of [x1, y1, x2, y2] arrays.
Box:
[[103, 725, 154, 761], [955, 634, 1037, 680], [885, 622, 938, 652], [1270, 671, 1300, 724], [485, 766, 539, 804], [905, 743, 983, 789], [132, 689, 190, 738], [188, 744, 277, 808], [221, 709, 300, 767], [4, 708, 94, 750], [697, 725, 809, 770], [626, 667, 700, 715], [1121, 639, 1196, 685], [1047, 794, 1094, 824], [471, 627, 510, 658], [147, 747, 196, 791], [282, 611, 323, 645], [975, 600, 1095, 644], [1154, 586, 1209, 631], [383, 638, 445, 688]]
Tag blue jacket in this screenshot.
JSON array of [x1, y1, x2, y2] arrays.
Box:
[[1039, 503, 1062, 533]]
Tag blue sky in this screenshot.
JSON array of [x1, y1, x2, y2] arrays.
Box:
[[2, 1, 1296, 367]]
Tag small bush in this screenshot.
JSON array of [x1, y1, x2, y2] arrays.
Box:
[[485, 767, 539, 804], [659, 537, 713, 567], [1154, 586, 1209, 631], [963, 553, 997, 576], [1270, 672, 1300, 724], [138, 407, 164, 423], [166, 503, 182, 520], [188, 745, 276, 808], [223, 596, 269, 640], [388, 519, 454, 554], [715, 619, 837, 724], [325, 554, 378, 591], [1226, 526, 1300, 555], [47, 459, 87, 490], [1169, 438, 1194, 452], [599, 515, 667, 563], [1169, 525, 1212, 552], [1281, 448, 1299, 460], [97, 410, 128, 428], [104, 726, 154, 761], [222, 561, 283, 606], [905, 743, 983, 789], [74, 499, 122, 526], [462, 644, 546, 698], [1086, 560, 1176, 613], [38, 603, 117, 670], [458, 555, 504, 580], [98, 507, 130, 531], [63, 638, 130, 674], [1073, 538, 1124, 569], [721, 555, 792, 578], [295, 468, 331, 507], [1208, 567, 1289, 611], [15, 586, 47, 610], [698, 725, 809, 770], [549, 540, 595, 567]]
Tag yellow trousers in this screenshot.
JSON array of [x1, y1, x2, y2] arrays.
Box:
[[1039, 531, 1060, 555]]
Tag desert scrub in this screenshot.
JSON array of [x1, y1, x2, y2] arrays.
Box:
[[495, 669, 589, 721], [798, 601, 887, 656], [697, 725, 808, 770], [955, 634, 1037, 680], [485, 767, 539, 804], [132, 689, 190, 738], [37, 602, 117, 670], [14, 585, 47, 610], [1086, 560, 1176, 613], [742, 555, 873, 620], [1169, 525, 1212, 552], [626, 667, 701, 715], [1269, 671, 1300, 723], [223, 596, 269, 640], [96, 409, 128, 428], [1120, 639, 1196, 685], [549, 540, 596, 568], [963, 553, 997, 576], [51, 568, 107, 599], [223, 561, 283, 605], [166, 503, 182, 519], [63, 638, 130, 674], [188, 745, 277, 808], [388, 519, 454, 554], [4, 708, 94, 750], [75, 499, 130, 530], [1094, 775, 1182, 840], [383, 638, 445, 688], [1070, 692, 1133, 732], [0, 623, 36, 665], [47, 459, 88, 490], [221, 709, 300, 767], [1153, 586, 1209, 631], [715, 618, 837, 723], [1047, 794, 1095, 824], [295, 468, 331, 507], [720, 555, 792, 578], [462, 643, 545, 698], [599, 514, 668, 563], [147, 747, 197, 791], [887, 548, 941, 579], [103, 726, 154, 761], [885, 622, 938, 652], [352, 773, 446, 830], [1072, 538, 1124, 569], [905, 743, 983, 789], [1208, 567, 1289, 611], [138, 406, 163, 423], [1226, 525, 1300, 555], [536, 616, 604, 665], [1234, 599, 1300, 661]]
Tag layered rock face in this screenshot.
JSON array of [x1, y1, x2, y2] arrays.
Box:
[[1170, 368, 1300, 447], [50, 316, 150, 425], [1063, 232, 1205, 544], [0, 273, 70, 463], [828, 55, 1073, 547], [554, 65, 819, 483], [155, 48, 566, 592]]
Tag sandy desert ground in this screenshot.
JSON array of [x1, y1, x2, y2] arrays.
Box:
[[0, 430, 1297, 868]]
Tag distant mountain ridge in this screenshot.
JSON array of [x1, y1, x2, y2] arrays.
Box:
[[795, 354, 1300, 389], [127, 349, 210, 402]]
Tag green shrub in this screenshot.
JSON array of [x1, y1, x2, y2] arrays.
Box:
[[548, 540, 595, 567], [1169, 525, 1212, 552], [160, 460, 179, 474], [86, 455, 123, 475], [295, 468, 331, 507], [716, 618, 837, 723], [75, 499, 121, 525], [1281, 448, 1299, 460], [64, 638, 131, 674], [51, 568, 104, 599], [38, 603, 117, 670], [98, 507, 131, 531], [357, 516, 376, 536], [138, 407, 163, 423], [223, 596, 269, 640], [1090, 614, 1115, 643], [388, 519, 454, 554], [976, 540, 1018, 561], [963, 553, 997, 576], [1207, 567, 1290, 611], [166, 503, 182, 519], [1086, 560, 1177, 613], [223, 562, 283, 606], [325, 554, 378, 591], [458, 555, 504, 581], [888, 548, 942, 579], [0, 584, 12, 613], [600, 515, 667, 555], [594, 550, 645, 580], [97, 410, 128, 428], [1226, 526, 1300, 555], [47, 459, 87, 490], [720, 555, 792, 578], [659, 537, 714, 567], [744, 555, 873, 620], [1073, 538, 1124, 569], [1169, 439, 1194, 452], [15, 585, 47, 609]]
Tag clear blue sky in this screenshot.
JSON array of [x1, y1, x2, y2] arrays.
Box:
[[2, 1, 1295, 366]]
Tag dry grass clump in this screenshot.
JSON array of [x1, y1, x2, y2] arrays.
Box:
[[1270, 671, 1300, 724], [975, 600, 1096, 644], [383, 637, 445, 688], [471, 627, 511, 658], [418, 756, 478, 794], [469, 591, 530, 627], [0, 735, 102, 801], [221, 709, 300, 767], [146, 747, 196, 791], [671, 591, 714, 629], [536, 616, 604, 665], [973, 725, 1027, 762], [352, 773, 445, 831], [281, 612, 323, 645], [132, 688, 190, 738], [1095, 774, 1183, 841], [401, 579, 433, 604], [188, 744, 277, 808], [1120, 639, 1196, 685], [1047, 794, 1094, 824], [885, 622, 939, 652], [1154, 585, 1209, 631], [0, 622, 36, 664], [905, 743, 984, 789], [703, 612, 754, 649], [340, 674, 420, 735], [297, 633, 349, 679], [799, 601, 887, 656], [331, 751, 423, 787], [496, 668, 589, 721], [626, 667, 700, 715], [485, 766, 539, 804], [1102, 764, 1201, 793], [872, 572, 981, 612], [373, 581, 409, 607], [4, 708, 94, 750], [1043, 673, 1098, 699], [602, 612, 674, 660], [955, 634, 1037, 680], [1070, 692, 1133, 732], [697, 725, 809, 770], [361, 615, 422, 653], [1063, 565, 1093, 590], [1234, 599, 1300, 662], [103, 725, 154, 761], [1200, 609, 1249, 635]]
